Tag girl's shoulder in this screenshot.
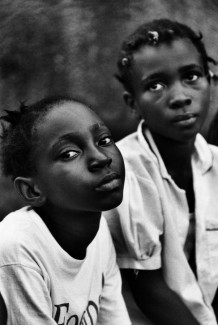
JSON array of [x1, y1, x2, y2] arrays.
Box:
[[195, 134, 218, 174], [117, 128, 152, 161], [116, 131, 139, 154], [208, 143, 218, 167]]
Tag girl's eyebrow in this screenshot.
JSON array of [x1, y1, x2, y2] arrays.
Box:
[[141, 72, 167, 85], [141, 64, 204, 85], [178, 64, 204, 73]]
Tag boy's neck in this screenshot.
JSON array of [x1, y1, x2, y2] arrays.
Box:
[[35, 207, 101, 260]]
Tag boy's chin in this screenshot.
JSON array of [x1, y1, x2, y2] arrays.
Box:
[[102, 194, 123, 212]]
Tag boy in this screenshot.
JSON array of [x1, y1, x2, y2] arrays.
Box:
[[0, 96, 131, 325]]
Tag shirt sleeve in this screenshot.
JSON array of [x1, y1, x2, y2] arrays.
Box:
[[105, 170, 164, 270], [0, 264, 56, 325], [97, 219, 131, 325]]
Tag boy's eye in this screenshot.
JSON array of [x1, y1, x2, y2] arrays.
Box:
[[99, 136, 113, 146], [59, 150, 79, 160], [149, 82, 164, 91]]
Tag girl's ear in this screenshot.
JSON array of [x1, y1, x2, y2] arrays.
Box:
[[123, 91, 136, 110], [123, 91, 141, 120], [14, 177, 46, 207]]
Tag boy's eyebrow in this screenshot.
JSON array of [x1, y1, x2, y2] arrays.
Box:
[[51, 123, 107, 150], [141, 64, 204, 85], [52, 133, 80, 147], [90, 122, 107, 132]]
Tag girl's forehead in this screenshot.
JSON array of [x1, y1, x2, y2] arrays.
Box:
[[133, 38, 202, 70]]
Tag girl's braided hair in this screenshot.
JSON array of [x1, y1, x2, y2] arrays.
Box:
[[0, 95, 91, 180], [116, 18, 217, 93]]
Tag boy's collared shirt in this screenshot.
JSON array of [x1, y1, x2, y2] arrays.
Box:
[[105, 120, 218, 325]]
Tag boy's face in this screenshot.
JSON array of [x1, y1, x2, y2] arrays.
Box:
[[129, 38, 210, 142], [32, 102, 125, 213]]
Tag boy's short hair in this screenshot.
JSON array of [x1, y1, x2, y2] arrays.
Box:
[[116, 19, 216, 93], [0, 95, 92, 180]]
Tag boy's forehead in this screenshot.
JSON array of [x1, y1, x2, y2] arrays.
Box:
[[47, 101, 99, 123], [54, 101, 91, 114], [40, 102, 104, 135], [36, 109, 107, 152], [50, 122, 107, 151]]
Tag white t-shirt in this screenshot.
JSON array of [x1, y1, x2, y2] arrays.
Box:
[[105, 121, 218, 325], [0, 207, 131, 325]]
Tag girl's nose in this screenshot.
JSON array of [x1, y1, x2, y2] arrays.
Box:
[[169, 84, 192, 109], [88, 148, 112, 172], [169, 96, 192, 109]]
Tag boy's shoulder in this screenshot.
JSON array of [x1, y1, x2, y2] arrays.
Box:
[[0, 207, 46, 266], [0, 206, 34, 240], [94, 216, 113, 251]]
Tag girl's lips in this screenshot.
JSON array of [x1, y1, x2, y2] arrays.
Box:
[[173, 113, 197, 127], [173, 113, 196, 123]]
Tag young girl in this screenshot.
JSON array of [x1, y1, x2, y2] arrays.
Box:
[[105, 19, 218, 325], [0, 96, 131, 325], [207, 110, 218, 146]]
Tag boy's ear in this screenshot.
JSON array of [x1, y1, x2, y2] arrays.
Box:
[[14, 177, 46, 207]]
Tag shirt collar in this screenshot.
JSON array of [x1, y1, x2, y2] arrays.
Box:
[[137, 120, 213, 178]]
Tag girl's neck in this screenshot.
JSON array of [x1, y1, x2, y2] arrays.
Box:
[[35, 207, 101, 260], [150, 131, 196, 212], [150, 131, 195, 171]]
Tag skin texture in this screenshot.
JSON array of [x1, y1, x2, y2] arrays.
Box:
[[126, 38, 210, 212], [33, 102, 125, 214], [122, 38, 211, 325], [15, 101, 125, 259], [127, 38, 210, 144]]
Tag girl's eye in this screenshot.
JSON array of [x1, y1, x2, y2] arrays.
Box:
[[99, 136, 113, 146], [185, 72, 201, 82], [149, 82, 164, 92], [59, 150, 79, 160]]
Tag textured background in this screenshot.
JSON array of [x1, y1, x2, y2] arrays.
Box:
[[1, 0, 218, 219]]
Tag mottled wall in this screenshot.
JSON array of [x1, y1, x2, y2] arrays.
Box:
[[1, 0, 218, 219]]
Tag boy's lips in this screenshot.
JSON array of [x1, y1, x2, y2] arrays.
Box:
[[95, 172, 121, 192]]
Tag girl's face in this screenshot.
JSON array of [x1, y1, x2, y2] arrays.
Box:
[[129, 38, 210, 142], [33, 102, 125, 213]]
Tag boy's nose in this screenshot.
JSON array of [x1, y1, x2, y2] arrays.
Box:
[[88, 148, 112, 172]]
